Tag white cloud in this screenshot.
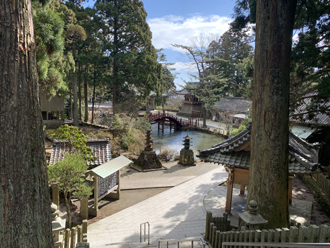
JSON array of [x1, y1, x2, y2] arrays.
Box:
[[167, 62, 197, 73], [148, 15, 232, 50]]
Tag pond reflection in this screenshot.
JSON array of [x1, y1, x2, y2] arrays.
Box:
[[151, 124, 226, 156]]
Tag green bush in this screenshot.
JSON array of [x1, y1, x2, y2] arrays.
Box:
[[231, 124, 246, 136]]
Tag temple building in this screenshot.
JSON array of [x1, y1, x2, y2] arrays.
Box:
[[176, 82, 203, 117], [198, 123, 320, 214]]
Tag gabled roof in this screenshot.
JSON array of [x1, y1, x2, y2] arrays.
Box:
[[88, 155, 132, 179], [199, 124, 319, 174], [212, 97, 251, 113], [176, 82, 199, 95], [49, 139, 111, 166]]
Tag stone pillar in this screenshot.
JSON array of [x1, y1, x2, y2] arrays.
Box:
[[88, 176, 98, 217], [80, 196, 89, 220], [52, 185, 60, 210]]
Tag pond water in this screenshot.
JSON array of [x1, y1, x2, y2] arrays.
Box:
[[151, 124, 226, 157]]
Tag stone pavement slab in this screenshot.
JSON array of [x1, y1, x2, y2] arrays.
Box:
[[88, 166, 228, 248], [121, 176, 196, 190]]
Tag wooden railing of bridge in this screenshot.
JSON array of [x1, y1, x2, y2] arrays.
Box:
[[148, 112, 203, 130]]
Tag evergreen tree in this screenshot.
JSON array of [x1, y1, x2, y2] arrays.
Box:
[[95, 0, 160, 114], [210, 29, 254, 97], [0, 0, 53, 246], [33, 0, 74, 98], [232, 0, 330, 118]]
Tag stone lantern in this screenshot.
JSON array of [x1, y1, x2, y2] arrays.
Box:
[[179, 135, 195, 166], [238, 200, 268, 230], [51, 202, 66, 248]]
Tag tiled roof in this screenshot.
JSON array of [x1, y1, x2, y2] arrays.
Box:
[[176, 82, 199, 95], [290, 92, 330, 126], [212, 97, 251, 113], [199, 124, 319, 174], [49, 139, 111, 167]]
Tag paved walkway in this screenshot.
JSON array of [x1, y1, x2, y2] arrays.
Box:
[[87, 166, 228, 248]]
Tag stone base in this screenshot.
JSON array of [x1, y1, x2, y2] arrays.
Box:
[[179, 149, 195, 166], [134, 150, 163, 170]]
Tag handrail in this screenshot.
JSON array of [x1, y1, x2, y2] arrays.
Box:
[[158, 237, 206, 248], [221, 242, 330, 248], [140, 222, 150, 245]]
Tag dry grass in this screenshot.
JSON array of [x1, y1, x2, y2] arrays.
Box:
[[157, 146, 178, 162]]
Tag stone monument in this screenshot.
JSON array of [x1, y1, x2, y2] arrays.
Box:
[[51, 202, 66, 248], [179, 135, 195, 166], [134, 129, 163, 170]]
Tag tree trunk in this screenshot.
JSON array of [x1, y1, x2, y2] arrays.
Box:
[[202, 107, 207, 128], [247, 0, 297, 229], [73, 42, 78, 126], [64, 191, 72, 229], [84, 68, 89, 122], [112, 0, 119, 114], [78, 63, 82, 121], [0, 0, 53, 246], [69, 89, 73, 119], [91, 68, 96, 124]]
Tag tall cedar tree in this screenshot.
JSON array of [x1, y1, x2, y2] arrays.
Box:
[[248, 0, 297, 228], [232, 0, 330, 119], [95, 0, 160, 114], [0, 0, 53, 246]]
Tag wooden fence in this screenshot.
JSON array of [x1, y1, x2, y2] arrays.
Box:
[[63, 220, 88, 248], [205, 212, 330, 248], [312, 173, 330, 199], [205, 212, 231, 239]]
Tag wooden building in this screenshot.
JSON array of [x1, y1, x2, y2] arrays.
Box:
[[49, 139, 132, 217], [40, 92, 65, 127], [199, 124, 319, 214], [176, 83, 203, 117], [211, 97, 251, 127]]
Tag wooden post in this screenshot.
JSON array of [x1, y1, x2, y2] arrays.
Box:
[[78, 226, 83, 242], [288, 176, 293, 204], [65, 229, 70, 248], [82, 220, 88, 242], [205, 211, 212, 240], [240, 184, 245, 195], [71, 227, 77, 248], [94, 176, 99, 216], [225, 169, 234, 214]]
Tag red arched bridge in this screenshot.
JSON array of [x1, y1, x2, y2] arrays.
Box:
[[148, 112, 201, 131]]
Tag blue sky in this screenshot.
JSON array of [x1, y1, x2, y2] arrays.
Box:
[[83, 0, 236, 88]]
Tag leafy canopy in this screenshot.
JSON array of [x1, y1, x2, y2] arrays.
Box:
[[52, 124, 96, 161], [48, 153, 92, 200]]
